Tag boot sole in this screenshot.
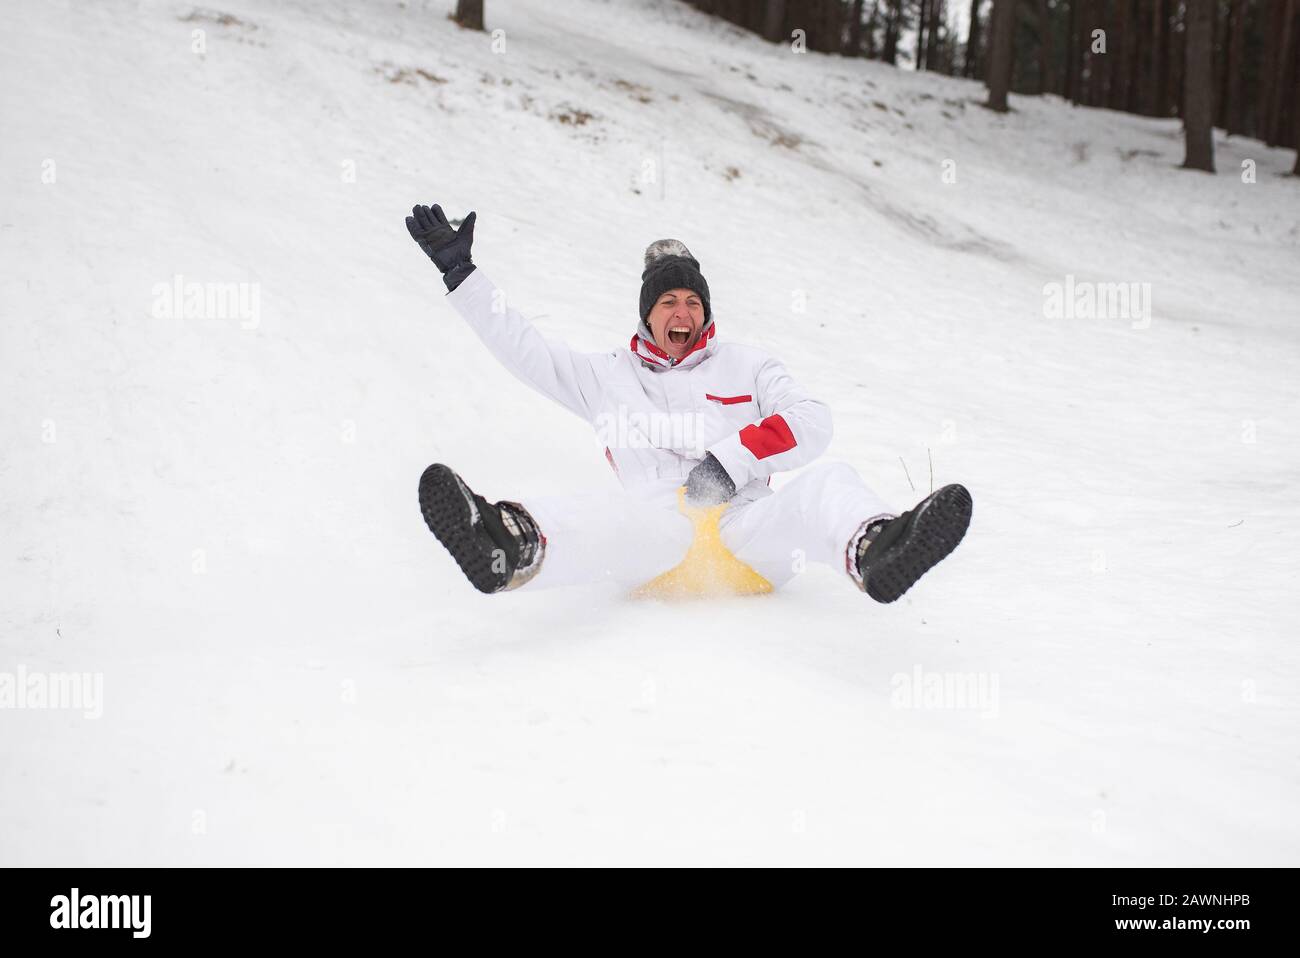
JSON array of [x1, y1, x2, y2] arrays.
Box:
[[864, 484, 972, 604], [418, 463, 509, 594]]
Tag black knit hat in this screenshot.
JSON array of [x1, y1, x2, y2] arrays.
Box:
[[639, 239, 711, 326]]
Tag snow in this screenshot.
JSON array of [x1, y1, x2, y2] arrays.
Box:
[[1, 0, 1298, 866]]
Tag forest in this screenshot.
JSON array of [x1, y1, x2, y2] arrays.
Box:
[[455, 0, 1300, 174]]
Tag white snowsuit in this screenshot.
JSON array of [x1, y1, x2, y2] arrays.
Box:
[[446, 269, 896, 589]]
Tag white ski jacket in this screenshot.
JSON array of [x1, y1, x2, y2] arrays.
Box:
[[446, 269, 832, 506]]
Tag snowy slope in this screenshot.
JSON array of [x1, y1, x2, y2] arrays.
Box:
[[1, 0, 1298, 866]]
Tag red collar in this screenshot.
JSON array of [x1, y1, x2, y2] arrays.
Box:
[[630, 323, 716, 367]]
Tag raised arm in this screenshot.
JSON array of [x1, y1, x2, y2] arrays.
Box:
[[407, 204, 607, 421]]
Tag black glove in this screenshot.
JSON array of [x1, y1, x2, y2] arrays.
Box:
[[684, 453, 737, 506], [406, 204, 477, 291]]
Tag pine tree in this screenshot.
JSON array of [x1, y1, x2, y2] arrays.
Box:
[[986, 0, 1017, 109], [454, 0, 484, 31], [1182, 0, 1216, 171]]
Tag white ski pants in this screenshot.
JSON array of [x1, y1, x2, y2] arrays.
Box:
[[521, 461, 896, 591]]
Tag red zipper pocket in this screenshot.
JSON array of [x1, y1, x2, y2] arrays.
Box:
[[705, 393, 753, 405]]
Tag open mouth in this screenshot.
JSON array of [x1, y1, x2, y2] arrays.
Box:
[[667, 325, 692, 346]]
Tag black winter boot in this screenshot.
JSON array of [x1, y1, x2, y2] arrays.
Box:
[[418, 464, 545, 593], [851, 484, 972, 603]]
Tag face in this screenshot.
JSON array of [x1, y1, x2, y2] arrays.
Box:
[[649, 288, 705, 361]]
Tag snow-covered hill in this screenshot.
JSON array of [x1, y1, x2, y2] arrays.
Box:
[[1, 0, 1297, 865]]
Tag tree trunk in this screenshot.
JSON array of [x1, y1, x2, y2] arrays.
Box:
[[926, 0, 943, 70], [1119, 0, 1136, 111], [1092, 0, 1112, 106], [1182, 0, 1215, 171], [1080, 0, 1093, 105], [824, 0, 845, 53], [1126, 0, 1142, 112], [864, 0, 881, 57], [964, 0, 983, 78], [1271, 0, 1299, 144], [1108, 0, 1119, 107], [1147, 0, 1162, 114], [1110, 0, 1131, 108], [763, 0, 788, 41], [1037, 0, 1052, 94], [1066, 0, 1083, 102], [916, 0, 930, 68], [1212, 0, 1225, 127], [1293, 40, 1300, 174], [1259, 0, 1281, 141], [1211, 0, 1222, 126], [1222, 0, 1246, 134], [1090, 0, 1110, 107], [883, 0, 901, 63], [1288, 3, 1300, 150], [986, 0, 1016, 109], [454, 0, 484, 31], [794, 0, 817, 51], [1157, 0, 1172, 115], [801, 0, 821, 51], [847, 0, 865, 53], [1173, 0, 1186, 118]]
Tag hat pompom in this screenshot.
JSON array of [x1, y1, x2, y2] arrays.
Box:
[[644, 238, 697, 269]]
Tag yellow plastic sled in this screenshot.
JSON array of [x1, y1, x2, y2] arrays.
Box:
[[631, 487, 773, 600]]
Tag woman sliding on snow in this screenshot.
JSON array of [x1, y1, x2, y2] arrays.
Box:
[[406, 203, 972, 601]]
